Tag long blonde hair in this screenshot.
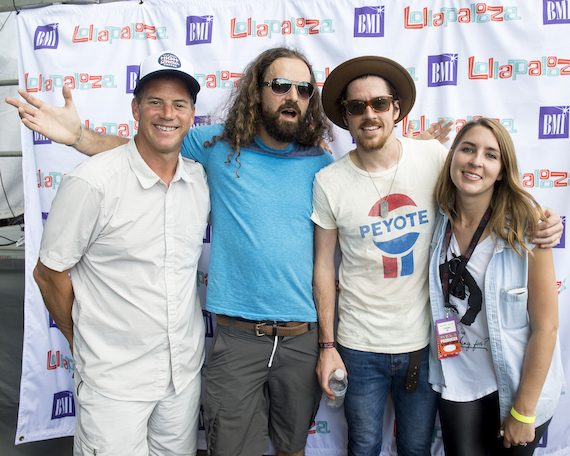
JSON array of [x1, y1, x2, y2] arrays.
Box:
[[434, 118, 544, 257]]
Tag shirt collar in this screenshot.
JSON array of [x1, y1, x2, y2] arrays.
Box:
[[127, 139, 192, 189]]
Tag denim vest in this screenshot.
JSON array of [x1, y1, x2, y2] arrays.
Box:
[[428, 210, 564, 426]]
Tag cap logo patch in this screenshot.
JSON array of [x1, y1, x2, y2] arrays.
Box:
[[158, 53, 182, 68]]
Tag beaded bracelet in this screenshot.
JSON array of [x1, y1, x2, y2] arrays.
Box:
[[319, 342, 335, 349]]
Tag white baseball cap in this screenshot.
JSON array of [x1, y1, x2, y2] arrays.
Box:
[[134, 50, 201, 103]]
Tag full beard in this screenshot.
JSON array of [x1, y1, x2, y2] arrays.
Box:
[[260, 102, 306, 144]]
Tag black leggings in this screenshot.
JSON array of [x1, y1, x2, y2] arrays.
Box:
[[438, 392, 551, 456]]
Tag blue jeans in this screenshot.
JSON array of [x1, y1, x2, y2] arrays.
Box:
[[338, 345, 437, 456]]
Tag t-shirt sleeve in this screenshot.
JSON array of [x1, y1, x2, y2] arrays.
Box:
[[181, 124, 223, 166], [311, 173, 338, 230], [39, 176, 104, 272]]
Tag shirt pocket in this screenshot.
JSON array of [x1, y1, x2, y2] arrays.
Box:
[[499, 287, 529, 329]]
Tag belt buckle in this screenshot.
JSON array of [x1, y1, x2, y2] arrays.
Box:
[[255, 322, 265, 337]]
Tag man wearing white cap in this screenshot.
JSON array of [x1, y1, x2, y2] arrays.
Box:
[[32, 51, 209, 456]]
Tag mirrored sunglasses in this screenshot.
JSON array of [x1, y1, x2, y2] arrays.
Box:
[[262, 77, 315, 100], [342, 96, 394, 116]]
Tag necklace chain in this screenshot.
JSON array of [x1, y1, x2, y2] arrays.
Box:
[[355, 143, 401, 218]]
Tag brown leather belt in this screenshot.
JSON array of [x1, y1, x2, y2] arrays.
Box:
[[216, 315, 309, 337]]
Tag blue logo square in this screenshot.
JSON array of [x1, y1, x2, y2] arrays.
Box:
[[186, 16, 214, 45], [34, 24, 59, 50], [51, 391, 75, 419], [126, 65, 140, 94], [539, 106, 569, 139], [543, 0, 570, 24], [354, 6, 385, 37], [428, 54, 458, 87]]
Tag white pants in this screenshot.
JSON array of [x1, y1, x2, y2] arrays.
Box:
[[73, 370, 201, 456]]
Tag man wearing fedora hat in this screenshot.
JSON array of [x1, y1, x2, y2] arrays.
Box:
[[311, 55, 562, 455], [32, 51, 209, 455], [312, 56, 445, 455]]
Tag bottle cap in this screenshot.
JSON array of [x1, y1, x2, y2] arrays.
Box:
[[333, 369, 345, 380]]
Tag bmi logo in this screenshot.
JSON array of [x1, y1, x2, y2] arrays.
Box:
[[51, 391, 75, 419], [428, 54, 458, 87], [187, 15, 213, 45], [126, 65, 140, 94], [539, 106, 569, 139], [544, 0, 570, 24], [554, 216, 566, 249], [354, 6, 385, 37], [203, 309, 214, 337], [33, 131, 51, 145], [34, 24, 59, 50]]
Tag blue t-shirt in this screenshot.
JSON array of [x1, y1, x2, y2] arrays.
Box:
[[181, 124, 334, 321]]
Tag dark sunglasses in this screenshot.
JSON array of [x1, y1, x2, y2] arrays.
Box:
[[342, 96, 394, 116], [447, 256, 466, 300], [262, 77, 315, 100]]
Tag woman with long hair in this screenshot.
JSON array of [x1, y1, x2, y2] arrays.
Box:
[[428, 118, 564, 455]]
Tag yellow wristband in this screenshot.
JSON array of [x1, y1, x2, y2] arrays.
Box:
[[510, 407, 536, 424]]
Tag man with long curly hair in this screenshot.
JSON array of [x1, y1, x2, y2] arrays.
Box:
[[8, 47, 333, 456]]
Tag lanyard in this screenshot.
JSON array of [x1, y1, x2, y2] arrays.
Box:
[[441, 206, 492, 310]]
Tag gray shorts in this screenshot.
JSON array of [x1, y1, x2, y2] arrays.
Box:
[[203, 318, 321, 456]]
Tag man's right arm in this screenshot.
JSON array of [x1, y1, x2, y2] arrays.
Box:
[[314, 225, 347, 400], [33, 260, 74, 351], [5, 85, 127, 156]]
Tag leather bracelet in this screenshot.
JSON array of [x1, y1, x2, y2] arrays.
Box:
[[510, 407, 536, 424], [319, 342, 335, 348], [69, 126, 83, 148]]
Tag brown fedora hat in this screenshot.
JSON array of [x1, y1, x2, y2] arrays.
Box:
[[322, 56, 416, 130]]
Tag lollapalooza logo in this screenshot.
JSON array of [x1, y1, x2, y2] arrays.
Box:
[[544, 0, 570, 23], [520, 169, 570, 189], [468, 56, 570, 80], [71, 23, 167, 43], [359, 195, 428, 278], [34, 24, 59, 50], [401, 116, 517, 136], [428, 54, 458, 87], [353, 6, 385, 37], [404, 3, 521, 29], [51, 391, 75, 420], [47, 350, 74, 374], [229, 16, 334, 38], [539, 106, 569, 139], [187, 15, 213, 45], [25, 72, 117, 93]]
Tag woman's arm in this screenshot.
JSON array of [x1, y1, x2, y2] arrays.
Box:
[[501, 246, 558, 448]]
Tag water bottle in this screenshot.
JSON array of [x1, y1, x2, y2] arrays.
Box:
[[325, 369, 348, 408]]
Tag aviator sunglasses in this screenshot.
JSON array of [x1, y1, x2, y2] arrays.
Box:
[[262, 77, 315, 100], [342, 96, 394, 116]]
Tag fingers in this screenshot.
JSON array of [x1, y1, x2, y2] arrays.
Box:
[[17, 88, 44, 109], [62, 85, 75, 108], [406, 120, 415, 138]]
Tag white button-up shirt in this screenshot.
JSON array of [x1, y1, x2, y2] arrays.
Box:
[[40, 139, 209, 401]]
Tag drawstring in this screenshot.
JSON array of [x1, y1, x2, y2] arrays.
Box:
[[268, 335, 278, 367]]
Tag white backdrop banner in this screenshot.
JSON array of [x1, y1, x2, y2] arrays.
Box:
[[14, 0, 570, 454]]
